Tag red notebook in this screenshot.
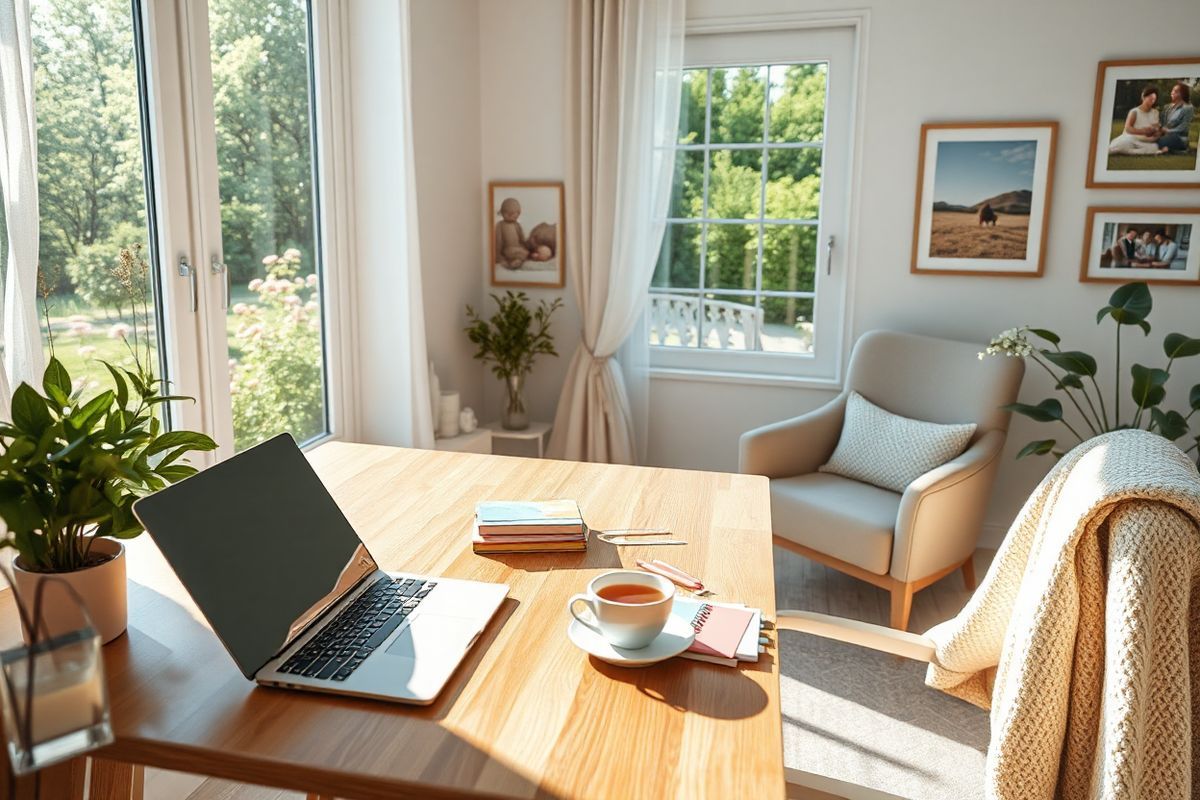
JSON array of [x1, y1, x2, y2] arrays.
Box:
[[674, 599, 755, 660]]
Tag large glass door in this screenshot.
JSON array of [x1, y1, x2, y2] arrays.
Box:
[[26, 0, 337, 456]]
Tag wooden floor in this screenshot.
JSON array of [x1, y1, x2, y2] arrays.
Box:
[[142, 547, 994, 800]]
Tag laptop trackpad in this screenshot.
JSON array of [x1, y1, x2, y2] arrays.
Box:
[[386, 614, 480, 659]]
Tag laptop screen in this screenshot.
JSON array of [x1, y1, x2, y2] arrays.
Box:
[[133, 433, 377, 678]]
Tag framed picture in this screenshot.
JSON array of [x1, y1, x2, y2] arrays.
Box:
[[1080, 206, 1200, 285], [488, 181, 565, 288], [911, 121, 1058, 277], [1086, 58, 1200, 188]]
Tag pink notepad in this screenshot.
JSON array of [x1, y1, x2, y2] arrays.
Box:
[[677, 601, 755, 660]]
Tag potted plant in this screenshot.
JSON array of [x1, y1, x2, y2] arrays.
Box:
[[981, 282, 1200, 464], [464, 291, 563, 430], [0, 245, 216, 643]]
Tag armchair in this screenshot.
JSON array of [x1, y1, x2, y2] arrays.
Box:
[[740, 330, 1024, 630]]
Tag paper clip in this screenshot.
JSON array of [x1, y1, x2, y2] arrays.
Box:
[[595, 528, 687, 546]]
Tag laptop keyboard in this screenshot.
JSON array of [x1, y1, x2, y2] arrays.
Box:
[[277, 577, 436, 682]]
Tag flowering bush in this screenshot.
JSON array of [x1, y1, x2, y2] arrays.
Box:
[[229, 249, 324, 450]]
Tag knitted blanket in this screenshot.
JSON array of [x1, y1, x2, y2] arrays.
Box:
[[924, 430, 1200, 800]]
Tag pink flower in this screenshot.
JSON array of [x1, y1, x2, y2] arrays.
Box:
[[283, 248, 301, 260], [305, 273, 318, 288], [293, 277, 305, 287], [282, 294, 301, 306], [262, 255, 279, 266], [248, 278, 263, 292], [68, 321, 93, 336], [108, 322, 132, 339], [233, 302, 249, 315]]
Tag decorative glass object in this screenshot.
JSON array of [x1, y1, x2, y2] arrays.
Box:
[[0, 579, 113, 775], [503, 375, 529, 430]]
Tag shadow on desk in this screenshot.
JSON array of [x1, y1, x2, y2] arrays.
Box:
[[479, 538, 624, 572], [84, 583, 554, 799], [591, 656, 769, 720]]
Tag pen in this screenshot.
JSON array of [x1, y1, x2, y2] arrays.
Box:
[[636, 559, 704, 592]]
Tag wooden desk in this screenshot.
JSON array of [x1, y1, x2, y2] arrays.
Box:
[[2, 444, 782, 799]]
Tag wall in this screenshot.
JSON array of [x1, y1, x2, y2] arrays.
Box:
[[466, 0, 1200, 543]]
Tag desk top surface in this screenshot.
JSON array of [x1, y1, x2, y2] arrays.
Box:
[[1, 443, 782, 800]]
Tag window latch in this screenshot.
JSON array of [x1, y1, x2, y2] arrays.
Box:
[[826, 234, 836, 276], [211, 256, 229, 310], [178, 257, 197, 312]]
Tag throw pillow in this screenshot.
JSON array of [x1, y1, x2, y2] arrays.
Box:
[[819, 391, 976, 493]]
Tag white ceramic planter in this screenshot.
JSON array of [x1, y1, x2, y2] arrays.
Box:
[[12, 538, 127, 645]]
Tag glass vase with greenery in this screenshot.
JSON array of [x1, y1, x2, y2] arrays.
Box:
[[0, 244, 217, 574], [981, 282, 1200, 463], [464, 291, 563, 430]]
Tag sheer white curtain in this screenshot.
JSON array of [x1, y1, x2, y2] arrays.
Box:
[[0, 0, 44, 417], [546, 0, 685, 464], [348, 0, 434, 448]]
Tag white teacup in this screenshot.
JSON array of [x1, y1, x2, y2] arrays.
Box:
[[567, 570, 675, 649]]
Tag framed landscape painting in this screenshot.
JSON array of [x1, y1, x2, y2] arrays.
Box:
[[488, 181, 566, 288], [1080, 206, 1200, 285], [1086, 58, 1200, 188], [911, 122, 1058, 277]]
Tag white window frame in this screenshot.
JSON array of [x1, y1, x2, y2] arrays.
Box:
[[137, 0, 357, 459], [649, 12, 869, 388]]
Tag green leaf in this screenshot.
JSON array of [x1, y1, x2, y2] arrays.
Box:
[[42, 358, 71, 407], [1097, 282, 1152, 326], [1041, 350, 1098, 377], [0, 495, 44, 534], [143, 394, 195, 406], [1016, 439, 1057, 459], [1192, 384, 1200, 412], [69, 390, 115, 433], [1149, 408, 1189, 441], [102, 362, 129, 410], [1027, 328, 1061, 345], [1164, 333, 1200, 359], [1002, 399, 1064, 422], [10, 383, 51, 435], [156, 464, 199, 483], [48, 435, 88, 462], [1130, 364, 1169, 410], [1055, 374, 1084, 390], [142, 430, 217, 457]]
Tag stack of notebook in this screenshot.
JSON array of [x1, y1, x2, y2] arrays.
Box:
[[472, 500, 589, 554], [672, 597, 762, 667]]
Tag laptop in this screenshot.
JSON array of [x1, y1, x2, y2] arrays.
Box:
[[132, 433, 508, 705]]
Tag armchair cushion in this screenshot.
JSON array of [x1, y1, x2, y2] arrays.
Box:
[[819, 391, 976, 493], [771, 473, 901, 575]]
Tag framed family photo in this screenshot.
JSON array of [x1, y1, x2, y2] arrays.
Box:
[[911, 121, 1058, 277], [488, 181, 566, 288], [1086, 58, 1200, 188], [1080, 207, 1200, 285]]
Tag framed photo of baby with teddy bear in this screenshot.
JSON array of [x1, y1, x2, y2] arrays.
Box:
[[489, 181, 566, 288]]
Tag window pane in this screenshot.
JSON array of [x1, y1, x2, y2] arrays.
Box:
[[652, 223, 702, 290], [710, 67, 767, 145], [704, 223, 758, 291], [700, 293, 758, 351], [677, 69, 707, 145], [768, 64, 827, 143], [761, 225, 817, 293], [760, 296, 814, 354], [764, 149, 821, 220], [708, 150, 762, 220], [32, 0, 164, 400], [210, 0, 328, 451], [668, 150, 705, 219]]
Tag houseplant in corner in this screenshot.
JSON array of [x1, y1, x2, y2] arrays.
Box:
[[465, 291, 563, 430], [981, 281, 1200, 464], [0, 245, 216, 643]]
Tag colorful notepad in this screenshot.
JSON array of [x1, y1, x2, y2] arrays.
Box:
[[472, 500, 588, 554], [672, 598, 758, 663]]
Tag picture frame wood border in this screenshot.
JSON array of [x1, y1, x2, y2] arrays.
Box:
[[487, 180, 567, 289], [1078, 205, 1200, 285], [910, 120, 1058, 278], [1085, 57, 1200, 190]]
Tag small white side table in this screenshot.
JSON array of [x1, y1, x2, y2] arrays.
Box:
[[483, 420, 553, 458], [433, 428, 493, 454]]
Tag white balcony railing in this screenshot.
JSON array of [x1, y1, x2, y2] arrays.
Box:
[[648, 293, 763, 351]]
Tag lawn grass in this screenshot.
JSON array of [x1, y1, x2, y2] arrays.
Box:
[[1105, 120, 1199, 172]]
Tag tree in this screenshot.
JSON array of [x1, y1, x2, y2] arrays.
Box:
[[65, 222, 148, 317]]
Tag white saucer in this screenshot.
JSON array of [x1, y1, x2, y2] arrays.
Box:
[[567, 615, 696, 667]]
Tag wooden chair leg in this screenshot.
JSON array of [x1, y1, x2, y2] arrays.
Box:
[[888, 583, 913, 631], [961, 556, 977, 591], [37, 757, 86, 799], [89, 758, 144, 800]]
